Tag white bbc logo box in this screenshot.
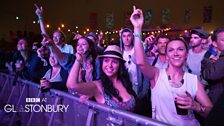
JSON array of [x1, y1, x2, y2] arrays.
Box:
[[26, 98, 40, 103]]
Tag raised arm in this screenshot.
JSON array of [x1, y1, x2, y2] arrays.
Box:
[[41, 34, 68, 67], [34, 4, 47, 35], [130, 6, 159, 83], [35, 4, 67, 64], [66, 53, 100, 97]]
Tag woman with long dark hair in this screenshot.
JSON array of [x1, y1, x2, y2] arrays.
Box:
[[67, 45, 136, 111], [74, 37, 97, 82]]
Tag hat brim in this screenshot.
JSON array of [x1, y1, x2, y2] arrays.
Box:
[[98, 55, 126, 62]]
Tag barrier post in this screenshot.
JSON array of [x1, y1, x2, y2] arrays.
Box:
[[9, 84, 26, 126], [0, 77, 9, 102], [26, 89, 42, 126], [86, 108, 96, 126], [47, 95, 59, 126]]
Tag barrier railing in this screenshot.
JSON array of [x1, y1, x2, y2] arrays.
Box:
[[0, 72, 171, 126]]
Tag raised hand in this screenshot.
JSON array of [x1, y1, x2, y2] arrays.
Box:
[[34, 4, 43, 17], [145, 35, 156, 45], [130, 5, 144, 29], [98, 31, 104, 41], [41, 34, 54, 47], [72, 33, 82, 40], [37, 46, 47, 58]]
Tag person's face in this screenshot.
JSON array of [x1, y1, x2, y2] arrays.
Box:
[[157, 38, 169, 55], [17, 39, 28, 51], [102, 57, 120, 78], [76, 38, 90, 55], [189, 34, 202, 48], [53, 32, 64, 45], [49, 53, 59, 67], [166, 40, 187, 68], [122, 32, 132, 46], [215, 32, 224, 51]]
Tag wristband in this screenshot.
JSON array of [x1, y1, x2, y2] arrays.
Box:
[[76, 59, 83, 65], [134, 32, 142, 38], [38, 16, 42, 22], [200, 104, 206, 113], [134, 32, 146, 47]]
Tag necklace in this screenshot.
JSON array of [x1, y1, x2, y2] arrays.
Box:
[[168, 75, 184, 88]]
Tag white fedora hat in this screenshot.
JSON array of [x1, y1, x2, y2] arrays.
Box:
[[98, 45, 125, 62]]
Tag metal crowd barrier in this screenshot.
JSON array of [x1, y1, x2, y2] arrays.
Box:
[[0, 72, 171, 126]]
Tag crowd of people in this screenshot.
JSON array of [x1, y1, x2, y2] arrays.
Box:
[[1, 4, 224, 126]]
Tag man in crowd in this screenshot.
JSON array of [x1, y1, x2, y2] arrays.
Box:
[[202, 27, 224, 125]]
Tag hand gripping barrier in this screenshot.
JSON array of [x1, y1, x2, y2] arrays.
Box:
[[0, 72, 171, 126]]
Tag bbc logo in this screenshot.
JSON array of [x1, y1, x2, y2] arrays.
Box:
[[26, 98, 40, 103]]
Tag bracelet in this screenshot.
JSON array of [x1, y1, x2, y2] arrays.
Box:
[[200, 104, 206, 113], [195, 102, 206, 113], [134, 32, 142, 38], [38, 16, 42, 22], [134, 32, 143, 42], [134, 32, 146, 47], [76, 59, 83, 65]]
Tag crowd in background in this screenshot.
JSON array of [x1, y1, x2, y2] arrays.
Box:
[[0, 4, 224, 126]]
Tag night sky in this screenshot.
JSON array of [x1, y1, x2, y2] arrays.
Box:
[[1, 0, 224, 41]]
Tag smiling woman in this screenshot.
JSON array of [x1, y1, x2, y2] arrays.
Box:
[[131, 5, 213, 126], [66, 44, 137, 112], [74, 37, 97, 82]]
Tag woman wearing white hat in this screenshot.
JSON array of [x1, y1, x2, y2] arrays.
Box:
[[67, 45, 136, 111]]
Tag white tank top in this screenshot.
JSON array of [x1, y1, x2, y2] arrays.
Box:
[[151, 69, 200, 126]]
